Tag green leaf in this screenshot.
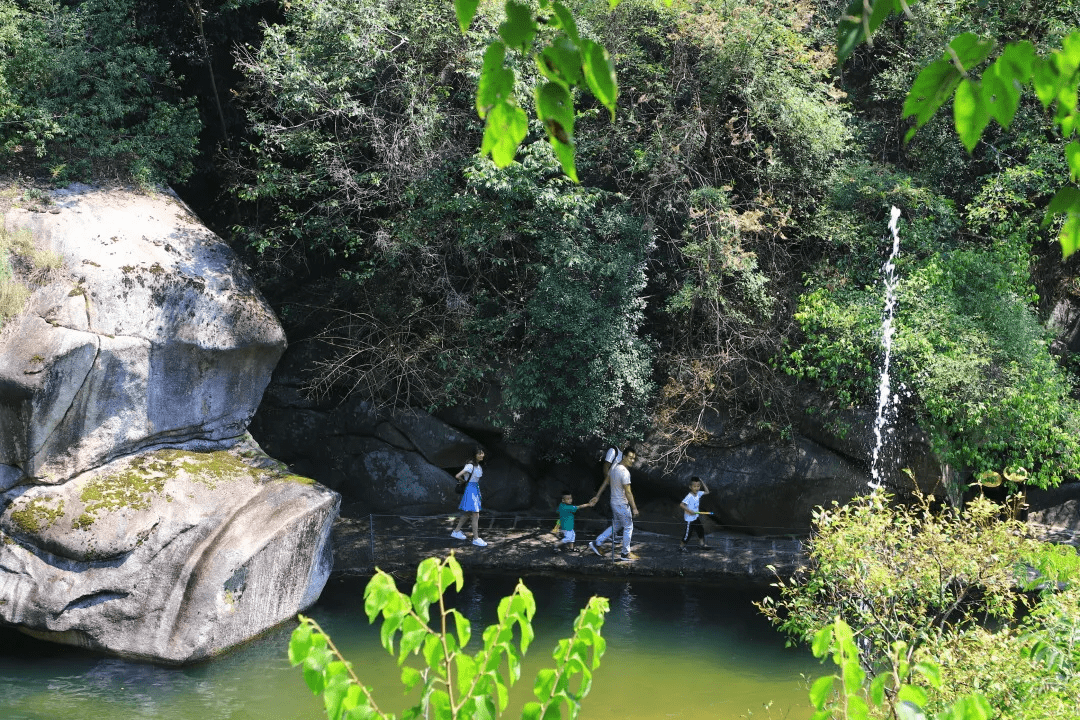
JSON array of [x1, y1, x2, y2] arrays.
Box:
[[380, 611, 402, 655], [429, 689, 453, 720], [808, 675, 835, 709], [897, 683, 927, 708], [811, 625, 833, 659], [303, 658, 326, 695], [401, 665, 422, 691], [323, 671, 351, 720], [869, 672, 888, 705], [1062, 30, 1080, 75], [903, 34, 994, 141], [450, 608, 472, 648], [536, 81, 574, 145], [954, 78, 989, 152], [477, 42, 512, 118], [904, 58, 962, 136], [959, 694, 992, 720], [1033, 55, 1065, 109], [1061, 211, 1080, 258], [454, 653, 479, 696], [535, 81, 578, 180], [400, 614, 429, 657], [896, 701, 927, 720], [581, 39, 617, 119], [480, 100, 529, 167], [534, 667, 557, 699], [538, 36, 583, 88], [949, 33, 996, 69], [846, 694, 869, 720], [841, 655, 865, 692], [551, 2, 579, 43], [983, 41, 1034, 127], [446, 554, 464, 590], [454, 0, 480, 34], [498, 1, 537, 51], [914, 660, 942, 689], [836, 0, 902, 64], [289, 623, 313, 666], [1042, 186, 1080, 226]]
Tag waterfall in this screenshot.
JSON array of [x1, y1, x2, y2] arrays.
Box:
[[869, 207, 902, 490]]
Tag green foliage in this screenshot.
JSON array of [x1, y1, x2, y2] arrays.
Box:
[[455, 0, 628, 180], [762, 491, 1080, 719], [0, 219, 61, 329], [230, 0, 468, 264], [288, 554, 609, 720], [787, 204, 1080, 487], [0, 0, 200, 184], [808, 616, 994, 720], [836, 0, 1080, 257], [387, 145, 654, 448]]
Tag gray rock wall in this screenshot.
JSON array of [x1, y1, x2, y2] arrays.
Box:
[[0, 184, 338, 664]]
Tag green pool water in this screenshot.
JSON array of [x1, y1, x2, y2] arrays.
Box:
[[0, 574, 818, 720]]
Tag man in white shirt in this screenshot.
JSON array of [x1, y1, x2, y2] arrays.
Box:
[[588, 447, 638, 561]]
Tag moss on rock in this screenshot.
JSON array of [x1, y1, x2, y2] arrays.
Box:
[[10, 496, 65, 534]]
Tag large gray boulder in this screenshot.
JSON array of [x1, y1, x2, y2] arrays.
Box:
[[0, 442, 338, 663], [1, 184, 285, 483], [0, 184, 338, 663]]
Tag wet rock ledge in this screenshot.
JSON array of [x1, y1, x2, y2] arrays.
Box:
[[331, 514, 807, 585]]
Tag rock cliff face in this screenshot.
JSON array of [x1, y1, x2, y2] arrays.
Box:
[[0, 184, 338, 664], [252, 348, 939, 534]]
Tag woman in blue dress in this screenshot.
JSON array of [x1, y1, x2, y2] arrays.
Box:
[[450, 447, 487, 546]]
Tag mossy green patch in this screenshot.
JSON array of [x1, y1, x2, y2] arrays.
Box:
[[282, 474, 315, 485], [156, 448, 261, 489], [10, 496, 65, 535], [74, 463, 167, 530]]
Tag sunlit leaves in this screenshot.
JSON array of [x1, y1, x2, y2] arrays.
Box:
[[462, 0, 621, 179], [903, 34, 995, 143], [953, 79, 989, 153], [452, 0, 479, 33], [477, 42, 528, 168], [498, 1, 536, 51], [836, 0, 923, 64], [289, 554, 608, 720], [839, 10, 1080, 257], [983, 41, 1035, 127], [1043, 187, 1080, 257], [581, 39, 617, 120], [535, 81, 577, 181]]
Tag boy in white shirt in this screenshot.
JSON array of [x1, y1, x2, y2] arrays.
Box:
[[679, 476, 711, 552]]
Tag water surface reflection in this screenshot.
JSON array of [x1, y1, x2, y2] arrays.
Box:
[[0, 574, 816, 719]]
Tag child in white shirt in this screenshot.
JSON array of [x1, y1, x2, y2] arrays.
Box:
[[679, 476, 711, 552]]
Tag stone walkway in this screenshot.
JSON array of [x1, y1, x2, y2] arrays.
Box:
[[331, 513, 808, 584]]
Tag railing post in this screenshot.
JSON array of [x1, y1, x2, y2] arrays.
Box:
[[369, 513, 376, 567]]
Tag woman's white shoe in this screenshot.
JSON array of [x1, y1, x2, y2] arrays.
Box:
[[471, 537, 488, 547]]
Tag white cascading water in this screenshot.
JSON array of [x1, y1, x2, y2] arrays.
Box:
[[868, 206, 902, 489]]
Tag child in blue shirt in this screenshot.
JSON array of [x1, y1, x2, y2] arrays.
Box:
[[554, 491, 597, 553]]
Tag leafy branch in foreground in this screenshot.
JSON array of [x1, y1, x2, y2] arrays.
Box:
[[452, 0, 622, 180], [763, 490, 1080, 718], [836, 0, 1080, 257], [808, 616, 992, 720], [289, 554, 609, 720]]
